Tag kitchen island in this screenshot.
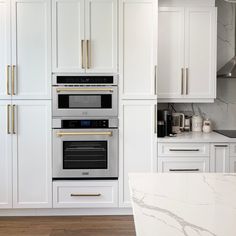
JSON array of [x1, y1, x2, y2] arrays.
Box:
[[129, 173, 236, 236]]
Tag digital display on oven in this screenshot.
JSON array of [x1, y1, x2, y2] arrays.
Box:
[[81, 120, 91, 128]]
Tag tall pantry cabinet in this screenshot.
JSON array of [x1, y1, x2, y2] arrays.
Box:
[[119, 0, 158, 207], [0, 0, 52, 208]]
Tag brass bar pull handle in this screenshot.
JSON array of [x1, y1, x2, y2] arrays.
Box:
[[186, 68, 189, 95], [7, 65, 10, 95], [56, 88, 113, 93], [12, 65, 16, 96], [169, 149, 200, 152], [71, 193, 101, 197], [57, 132, 113, 137], [86, 40, 90, 69], [81, 40, 85, 69], [7, 105, 11, 134], [169, 169, 199, 172], [12, 105, 16, 134], [181, 68, 184, 95]]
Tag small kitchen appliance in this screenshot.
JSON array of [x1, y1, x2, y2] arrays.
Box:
[[172, 113, 185, 134], [158, 109, 172, 137]]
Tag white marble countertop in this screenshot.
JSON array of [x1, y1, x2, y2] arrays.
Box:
[[129, 173, 236, 236], [157, 131, 236, 143]]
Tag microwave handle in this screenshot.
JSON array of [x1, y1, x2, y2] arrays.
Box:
[[56, 88, 113, 93], [56, 131, 113, 137]]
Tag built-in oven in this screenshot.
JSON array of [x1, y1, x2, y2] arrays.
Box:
[[52, 75, 118, 117], [53, 118, 118, 179]]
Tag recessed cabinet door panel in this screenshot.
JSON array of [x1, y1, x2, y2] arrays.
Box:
[[12, 101, 52, 208], [230, 158, 236, 173], [185, 8, 216, 98], [0, 0, 11, 99], [120, 0, 157, 99], [11, 0, 51, 99], [0, 102, 12, 208], [119, 100, 156, 207], [52, 0, 85, 73], [85, 0, 117, 73], [158, 7, 184, 98]]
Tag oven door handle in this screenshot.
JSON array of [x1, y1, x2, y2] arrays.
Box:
[[56, 88, 114, 93], [56, 131, 113, 137]]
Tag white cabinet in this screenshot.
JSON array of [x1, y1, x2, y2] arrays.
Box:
[[0, 0, 51, 100], [0, 101, 12, 208], [119, 100, 157, 207], [210, 144, 230, 173], [230, 158, 236, 173], [52, 0, 117, 73], [158, 6, 217, 103], [119, 0, 158, 99]]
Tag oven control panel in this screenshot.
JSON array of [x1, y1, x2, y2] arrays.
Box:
[[62, 119, 109, 129]]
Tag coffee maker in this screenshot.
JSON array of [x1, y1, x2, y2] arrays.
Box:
[[157, 110, 172, 137]]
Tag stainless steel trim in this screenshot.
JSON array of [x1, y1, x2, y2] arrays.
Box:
[[154, 104, 157, 134], [169, 169, 200, 172], [169, 149, 200, 152], [70, 193, 101, 197], [56, 131, 113, 137], [7, 105, 11, 134], [7, 65, 10, 95], [186, 68, 189, 95], [12, 104, 16, 134], [181, 68, 184, 95], [56, 87, 113, 93], [86, 40, 90, 69], [81, 40, 85, 69]]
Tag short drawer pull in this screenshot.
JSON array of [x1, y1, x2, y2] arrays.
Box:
[[169, 169, 200, 172], [214, 145, 228, 148], [70, 193, 101, 197], [169, 149, 200, 152]]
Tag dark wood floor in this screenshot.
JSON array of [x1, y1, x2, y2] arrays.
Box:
[[0, 216, 136, 236]]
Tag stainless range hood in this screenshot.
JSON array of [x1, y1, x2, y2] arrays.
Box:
[[217, 0, 236, 78]]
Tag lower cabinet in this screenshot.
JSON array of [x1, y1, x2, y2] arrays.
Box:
[[119, 100, 157, 207], [230, 158, 236, 173], [0, 100, 52, 209], [53, 181, 118, 208]]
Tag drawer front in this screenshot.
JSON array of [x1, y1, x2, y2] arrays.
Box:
[[158, 143, 210, 157], [53, 181, 118, 208], [230, 144, 236, 157], [158, 158, 210, 173]]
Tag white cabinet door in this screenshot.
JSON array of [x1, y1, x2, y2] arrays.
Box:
[[0, 0, 11, 99], [230, 158, 236, 173], [11, 0, 51, 99], [12, 100, 52, 208], [119, 100, 157, 207], [0, 101, 12, 208], [52, 0, 85, 73], [119, 0, 158, 99], [158, 7, 185, 99], [210, 144, 230, 173], [185, 7, 216, 99], [85, 0, 117, 73]]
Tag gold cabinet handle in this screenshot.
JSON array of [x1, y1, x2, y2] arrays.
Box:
[[154, 65, 157, 95], [181, 68, 184, 95], [12, 65, 16, 96], [86, 40, 90, 69], [7, 65, 10, 95], [70, 193, 101, 197], [7, 105, 11, 134], [57, 131, 113, 137], [12, 105, 16, 134], [56, 87, 113, 93], [81, 40, 85, 69], [186, 68, 189, 95]]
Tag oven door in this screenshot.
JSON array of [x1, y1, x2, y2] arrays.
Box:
[[53, 129, 118, 179], [53, 86, 117, 117]]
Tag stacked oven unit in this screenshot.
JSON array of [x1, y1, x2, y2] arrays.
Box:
[[52, 75, 118, 179]]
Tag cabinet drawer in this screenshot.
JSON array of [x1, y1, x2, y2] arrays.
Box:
[[230, 144, 236, 157], [158, 143, 210, 157], [158, 158, 210, 173], [53, 181, 118, 208]]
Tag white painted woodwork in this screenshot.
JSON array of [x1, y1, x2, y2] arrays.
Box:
[[119, 100, 157, 207], [52, 0, 85, 73], [210, 144, 230, 173], [0, 101, 12, 208], [12, 100, 52, 208], [158, 7, 184, 98], [159, 0, 215, 7], [53, 181, 118, 208], [158, 158, 210, 172], [230, 144, 236, 157], [11, 0, 51, 99], [119, 0, 158, 99], [158, 143, 210, 157], [85, 0, 117, 73], [0, 0, 11, 99], [230, 158, 236, 173]]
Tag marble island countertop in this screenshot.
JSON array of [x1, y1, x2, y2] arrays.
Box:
[[129, 173, 236, 236], [157, 131, 236, 143]]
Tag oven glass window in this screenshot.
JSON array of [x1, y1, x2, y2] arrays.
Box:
[[58, 95, 112, 109], [63, 141, 108, 169]]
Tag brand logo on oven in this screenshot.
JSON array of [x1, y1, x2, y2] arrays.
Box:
[[82, 111, 88, 116], [82, 172, 89, 176]]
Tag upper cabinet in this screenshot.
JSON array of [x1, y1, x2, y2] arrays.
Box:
[[52, 0, 117, 73], [0, 0, 51, 100], [158, 6, 217, 103], [119, 0, 158, 100]]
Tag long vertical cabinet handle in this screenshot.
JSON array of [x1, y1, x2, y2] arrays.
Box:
[[12, 105, 16, 134], [181, 68, 184, 95], [81, 40, 85, 69], [6, 65, 11, 95], [86, 40, 90, 69], [186, 68, 189, 95], [12, 65, 16, 95], [7, 105, 11, 134], [154, 104, 157, 134], [154, 65, 157, 95]]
